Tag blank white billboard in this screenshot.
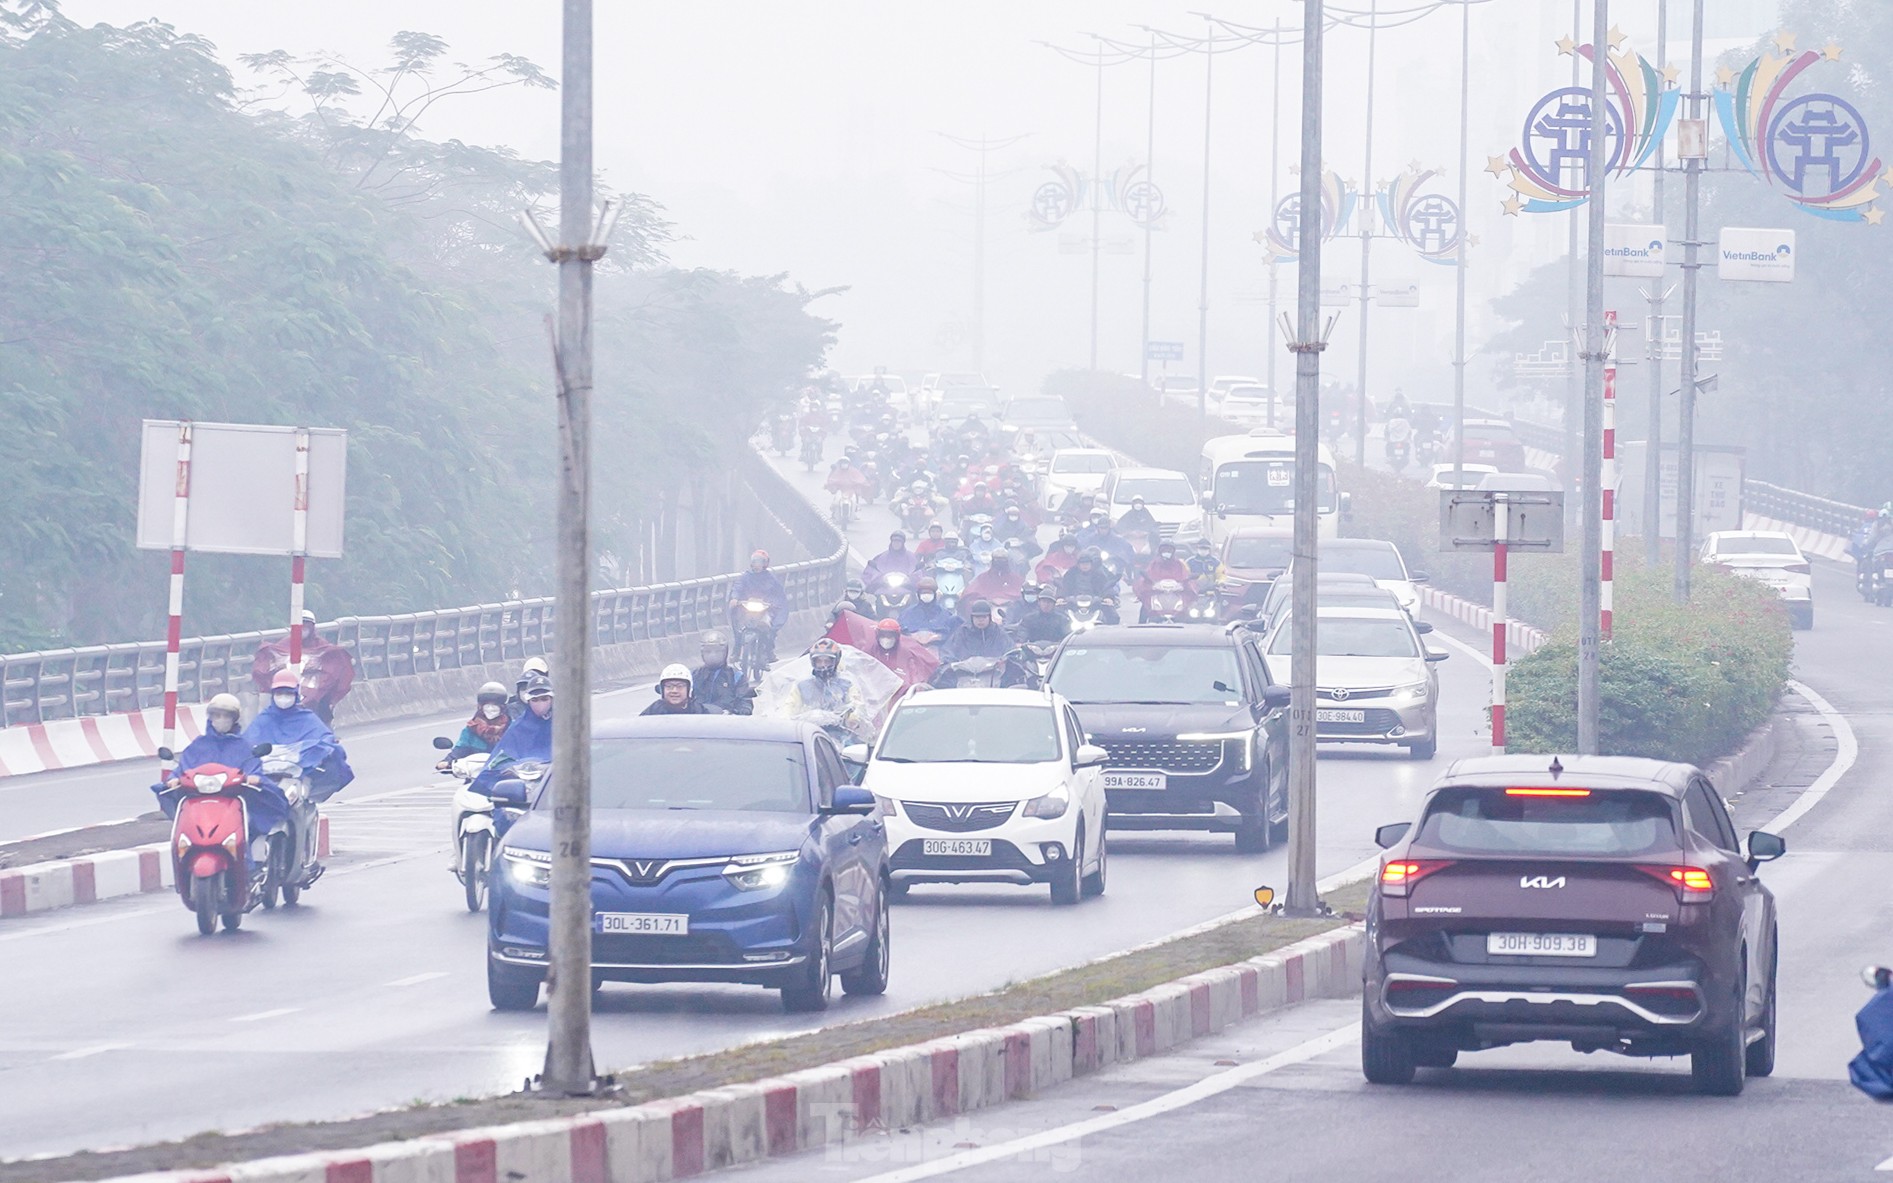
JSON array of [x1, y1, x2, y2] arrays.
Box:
[[136, 421, 347, 557]]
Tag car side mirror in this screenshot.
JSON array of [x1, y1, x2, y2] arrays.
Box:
[[829, 786, 875, 815], [1424, 649, 1449, 663], [251, 742, 274, 757], [1746, 830, 1786, 868], [157, 746, 175, 762], [432, 736, 455, 750], [1414, 621, 1435, 634], [1409, 571, 1429, 583], [1075, 743, 1110, 768], [490, 778, 530, 807], [1374, 822, 1411, 849], [840, 742, 871, 766], [1261, 684, 1292, 711]]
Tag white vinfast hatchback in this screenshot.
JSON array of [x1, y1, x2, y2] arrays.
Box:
[[853, 688, 1109, 905]]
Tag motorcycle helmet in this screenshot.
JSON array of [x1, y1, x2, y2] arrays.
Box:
[[206, 692, 242, 733], [1020, 583, 1042, 603], [1157, 541, 1177, 558], [521, 656, 550, 680], [522, 675, 554, 702], [888, 530, 906, 545], [967, 599, 994, 622], [658, 663, 693, 691], [476, 682, 508, 706], [1079, 546, 1102, 565], [810, 638, 844, 678]]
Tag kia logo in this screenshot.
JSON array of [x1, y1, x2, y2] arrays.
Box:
[[1519, 875, 1566, 889]]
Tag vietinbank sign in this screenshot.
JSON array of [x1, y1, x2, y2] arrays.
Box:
[[1718, 227, 1797, 282], [1603, 224, 1667, 277]]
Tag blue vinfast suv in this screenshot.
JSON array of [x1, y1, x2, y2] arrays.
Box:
[[487, 717, 891, 1013]]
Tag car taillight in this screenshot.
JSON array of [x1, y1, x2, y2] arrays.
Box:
[[1636, 864, 1715, 903], [1379, 859, 1454, 897], [1505, 787, 1592, 798]]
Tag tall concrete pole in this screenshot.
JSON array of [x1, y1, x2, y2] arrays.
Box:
[[974, 137, 988, 377], [1267, 21, 1284, 427], [543, 0, 598, 1095], [1196, 25, 1215, 424], [1644, 0, 1668, 567], [1563, 0, 1582, 520], [1286, 0, 1325, 917], [1577, 0, 1609, 755], [1140, 32, 1157, 387], [1352, 0, 1378, 466], [1090, 45, 1105, 372], [1451, 0, 1471, 488], [1675, 0, 1705, 602]]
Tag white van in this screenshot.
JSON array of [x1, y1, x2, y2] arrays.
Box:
[[1197, 428, 1343, 547]]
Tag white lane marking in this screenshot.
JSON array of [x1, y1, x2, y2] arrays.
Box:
[[1767, 679, 1859, 835], [1876, 1151, 1893, 1171], [49, 1043, 132, 1061], [385, 971, 449, 988], [232, 1007, 299, 1023], [852, 1020, 1359, 1182]]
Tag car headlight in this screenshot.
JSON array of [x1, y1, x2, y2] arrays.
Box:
[[723, 850, 800, 891], [872, 795, 899, 817], [1022, 788, 1070, 820], [1175, 519, 1203, 540], [1392, 681, 1430, 701], [502, 848, 552, 886]]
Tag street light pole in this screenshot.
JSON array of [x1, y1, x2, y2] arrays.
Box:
[[1090, 44, 1105, 373], [1451, 0, 1471, 488], [1286, 0, 1326, 918], [1675, 0, 1706, 602], [1195, 18, 1216, 424], [1352, 0, 1378, 467], [1140, 31, 1157, 387], [1645, 0, 1668, 567], [543, 0, 598, 1096], [1577, 0, 1609, 755], [1563, 0, 1581, 522]]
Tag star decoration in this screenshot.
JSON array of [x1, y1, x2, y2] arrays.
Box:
[[1502, 195, 1523, 217], [1823, 41, 1843, 62], [1773, 30, 1797, 54], [1485, 154, 1510, 179], [1883, 167, 1893, 190], [1408, 158, 1425, 176], [1252, 230, 1269, 244], [1661, 64, 1681, 85], [1555, 35, 1576, 56], [1607, 24, 1628, 50], [1466, 234, 1482, 248], [1868, 207, 1886, 226], [1716, 65, 1737, 87]]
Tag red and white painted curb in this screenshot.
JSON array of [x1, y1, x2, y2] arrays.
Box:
[[0, 705, 203, 779], [0, 816, 328, 921], [1419, 585, 1547, 657], [87, 926, 1363, 1183]]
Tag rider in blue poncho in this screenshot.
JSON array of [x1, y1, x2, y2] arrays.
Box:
[[152, 694, 287, 839], [244, 671, 354, 803], [471, 676, 554, 796]]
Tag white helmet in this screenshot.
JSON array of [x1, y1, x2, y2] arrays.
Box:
[[658, 663, 693, 688], [206, 693, 242, 733]]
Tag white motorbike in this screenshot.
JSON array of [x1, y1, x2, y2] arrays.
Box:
[[433, 741, 539, 912], [259, 742, 324, 906]]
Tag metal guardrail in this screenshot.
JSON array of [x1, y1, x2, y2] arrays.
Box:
[[1745, 481, 1870, 540], [0, 451, 847, 727]]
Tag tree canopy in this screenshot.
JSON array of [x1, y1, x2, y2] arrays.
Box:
[[0, 4, 833, 651]]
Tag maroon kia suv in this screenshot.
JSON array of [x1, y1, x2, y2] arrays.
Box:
[[1363, 755, 1786, 1095]]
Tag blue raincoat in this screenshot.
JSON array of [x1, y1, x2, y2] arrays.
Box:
[[244, 704, 354, 802], [472, 706, 553, 796], [1851, 986, 1893, 1099], [153, 729, 287, 837]]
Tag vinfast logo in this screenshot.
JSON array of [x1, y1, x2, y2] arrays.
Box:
[[1519, 875, 1567, 889]]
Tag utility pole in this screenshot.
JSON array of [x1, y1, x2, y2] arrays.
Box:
[[1140, 32, 1157, 387], [1285, 0, 1326, 918], [939, 133, 1030, 379], [542, 0, 599, 1096], [1645, 0, 1668, 567], [1451, 0, 1471, 487], [1195, 17, 1216, 424], [1674, 0, 1706, 602], [1267, 20, 1284, 428], [1090, 44, 1105, 372], [1563, 0, 1582, 521], [1352, 0, 1378, 467], [1577, 0, 1609, 755]]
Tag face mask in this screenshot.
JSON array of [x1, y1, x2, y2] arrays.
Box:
[[211, 715, 237, 735], [272, 692, 297, 710], [919, 592, 935, 604], [481, 704, 503, 720], [878, 636, 896, 651]]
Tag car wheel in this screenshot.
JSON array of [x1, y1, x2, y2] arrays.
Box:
[[1746, 945, 1778, 1078], [1406, 733, 1438, 761], [841, 886, 891, 996], [1691, 964, 1748, 1096], [1360, 997, 1417, 1085], [781, 895, 834, 1012], [487, 958, 542, 1011], [1050, 828, 1084, 906], [1234, 780, 1274, 853], [1082, 830, 1108, 898]]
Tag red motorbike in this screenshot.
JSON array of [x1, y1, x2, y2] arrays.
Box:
[[162, 756, 268, 936]]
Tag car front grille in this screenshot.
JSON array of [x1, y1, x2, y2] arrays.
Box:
[[1100, 739, 1224, 773], [592, 932, 740, 966], [890, 839, 1033, 872], [903, 800, 1018, 832]]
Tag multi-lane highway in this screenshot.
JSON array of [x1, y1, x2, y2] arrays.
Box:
[[0, 432, 1493, 1162]]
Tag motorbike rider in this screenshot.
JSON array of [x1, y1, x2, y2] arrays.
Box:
[[995, 502, 1039, 554], [838, 576, 876, 619], [473, 675, 553, 795], [692, 631, 753, 715], [1081, 513, 1135, 577], [438, 682, 512, 770], [825, 456, 872, 498], [914, 522, 949, 562], [245, 670, 355, 804], [152, 693, 287, 843], [507, 656, 551, 719], [250, 610, 356, 725], [1011, 584, 1072, 646], [730, 549, 790, 658], [1135, 541, 1198, 621], [1059, 547, 1123, 625], [940, 599, 1013, 665], [1115, 495, 1162, 543], [642, 664, 721, 715], [929, 531, 973, 571], [898, 575, 961, 644], [964, 551, 1024, 618], [863, 530, 918, 586], [785, 638, 868, 741], [968, 520, 1000, 570], [1186, 538, 1220, 585], [1384, 388, 1412, 423], [1036, 535, 1079, 585], [866, 617, 937, 692]]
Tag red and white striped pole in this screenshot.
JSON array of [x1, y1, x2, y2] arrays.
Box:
[[161, 422, 194, 767], [288, 428, 311, 672], [1491, 492, 1509, 755], [1601, 308, 1617, 639]]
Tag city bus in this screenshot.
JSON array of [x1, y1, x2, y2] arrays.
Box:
[[1197, 428, 1344, 546]]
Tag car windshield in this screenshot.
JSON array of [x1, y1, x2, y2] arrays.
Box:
[[1227, 535, 1294, 568], [1415, 786, 1678, 856], [1115, 476, 1195, 506], [1049, 645, 1244, 705], [1717, 536, 1798, 556], [1322, 543, 1407, 580], [1267, 619, 1418, 657], [590, 738, 809, 812], [877, 704, 1061, 763], [1053, 453, 1114, 475], [1212, 460, 1337, 515]]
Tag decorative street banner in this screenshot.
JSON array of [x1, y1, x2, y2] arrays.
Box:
[[1027, 162, 1167, 232], [1256, 166, 1355, 262], [1715, 33, 1884, 223], [1380, 166, 1463, 265], [1491, 29, 1678, 214]]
